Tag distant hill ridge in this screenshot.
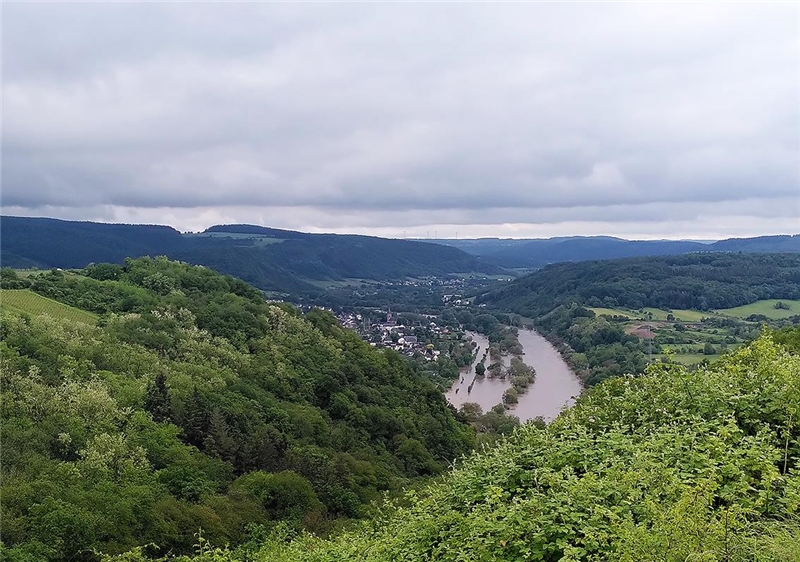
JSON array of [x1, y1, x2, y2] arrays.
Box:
[[428, 233, 800, 268], [204, 223, 307, 238], [4, 216, 799, 295], [0, 216, 502, 295]]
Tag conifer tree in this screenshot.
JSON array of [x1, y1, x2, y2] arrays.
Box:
[[144, 372, 171, 423]]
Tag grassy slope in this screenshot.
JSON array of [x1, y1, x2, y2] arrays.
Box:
[[716, 299, 800, 320], [657, 352, 713, 365], [0, 289, 98, 324], [12, 269, 46, 279], [588, 300, 800, 323], [589, 306, 713, 322], [587, 306, 636, 318]]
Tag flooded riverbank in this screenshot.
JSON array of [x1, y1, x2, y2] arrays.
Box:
[[445, 328, 582, 422]]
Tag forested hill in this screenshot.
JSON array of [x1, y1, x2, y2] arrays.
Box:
[[0, 216, 502, 295], [0, 216, 185, 269], [104, 332, 800, 561], [430, 234, 800, 268], [477, 253, 800, 318], [0, 258, 475, 560], [180, 225, 503, 294]]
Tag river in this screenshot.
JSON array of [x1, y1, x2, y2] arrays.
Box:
[[445, 329, 582, 422]]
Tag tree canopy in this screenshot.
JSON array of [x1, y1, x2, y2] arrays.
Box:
[[0, 257, 474, 560], [102, 332, 800, 561]]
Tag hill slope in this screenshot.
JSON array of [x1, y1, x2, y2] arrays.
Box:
[[0, 217, 502, 295], [477, 253, 800, 318], [472, 253, 800, 386], [0, 216, 185, 268], [0, 258, 475, 560], [0, 288, 98, 324], [105, 333, 800, 561]]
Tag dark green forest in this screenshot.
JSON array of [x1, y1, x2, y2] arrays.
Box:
[[478, 253, 800, 315], [0, 217, 501, 295], [0, 258, 475, 560]]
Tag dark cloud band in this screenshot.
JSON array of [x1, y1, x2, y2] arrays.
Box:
[[3, 3, 797, 237]]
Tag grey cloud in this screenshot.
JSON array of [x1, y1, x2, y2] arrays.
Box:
[[2, 3, 798, 237]]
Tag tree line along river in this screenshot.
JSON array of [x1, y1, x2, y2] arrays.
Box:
[[445, 329, 582, 422]]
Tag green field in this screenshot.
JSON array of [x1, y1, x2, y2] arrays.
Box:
[[13, 269, 45, 278], [588, 307, 636, 318], [0, 290, 97, 325], [656, 353, 712, 365], [589, 306, 711, 322], [592, 300, 800, 322], [449, 272, 518, 280], [14, 268, 89, 280], [306, 278, 374, 289], [190, 232, 285, 246], [715, 299, 800, 320], [644, 307, 714, 322]]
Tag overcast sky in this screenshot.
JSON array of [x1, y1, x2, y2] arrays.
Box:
[[2, 2, 798, 239]]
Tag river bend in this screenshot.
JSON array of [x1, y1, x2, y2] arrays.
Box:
[[445, 328, 581, 422]]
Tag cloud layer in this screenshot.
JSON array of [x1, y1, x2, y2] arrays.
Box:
[[3, 3, 798, 238]]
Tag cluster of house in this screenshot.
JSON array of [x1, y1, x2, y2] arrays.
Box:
[[387, 277, 476, 287], [442, 294, 468, 306], [335, 309, 448, 360], [441, 294, 489, 308]]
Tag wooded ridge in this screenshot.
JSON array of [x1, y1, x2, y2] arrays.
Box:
[[0, 217, 502, 296]]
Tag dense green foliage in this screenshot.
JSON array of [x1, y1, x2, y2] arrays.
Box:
[[478, 253, 800, 315], [775, 326, 800, 354], [1, 217, 501, 295], [106, 334, 800, 561], [536, 304, 648, 386], [0, 257, 475, 560]]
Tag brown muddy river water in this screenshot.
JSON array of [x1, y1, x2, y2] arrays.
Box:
[[445, 329, 582, 422]]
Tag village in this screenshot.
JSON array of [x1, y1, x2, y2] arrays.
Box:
[[334, 308, 451, 359], [295, 277, 504, 371]]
